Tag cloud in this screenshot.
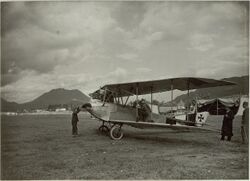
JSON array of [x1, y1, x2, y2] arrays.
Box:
[[1, 1, 248, 103], [110, 2, 147, 31], [0, 69, 90, 103], [189, 33, 215, 51], [116, 53, 139, 61], [103, 67, 129, 85], [136, 67, 152, 73], [125, 31, 164, 51], [148, 32, 164, 42], [1, 2, 115, 84]]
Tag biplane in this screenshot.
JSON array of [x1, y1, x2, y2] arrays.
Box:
[[81, 77, 236, 140]]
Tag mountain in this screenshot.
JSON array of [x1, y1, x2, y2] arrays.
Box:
[[1, 76, 249, 112], [170, 75, 249, 105], [1, 98, 20, 112], [1, 88, 90, 112]]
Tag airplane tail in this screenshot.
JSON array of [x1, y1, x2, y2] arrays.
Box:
[[195, 112, 209, 127]]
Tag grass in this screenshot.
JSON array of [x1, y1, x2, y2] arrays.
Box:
[[1, 113, 248, 179]]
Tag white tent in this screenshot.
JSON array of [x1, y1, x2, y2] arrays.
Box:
[[197, 97, 239, 107], [236, 95, 249, 116], [197, 95, 248, 116], [151, 104, 159, 114]]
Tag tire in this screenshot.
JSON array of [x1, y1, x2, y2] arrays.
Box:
[[98, 125, 109, 134], [110, 125, 123, 140]]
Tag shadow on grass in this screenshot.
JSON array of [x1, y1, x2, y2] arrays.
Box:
[[92, 128, 214, 147], [124, 133, 213, 146]]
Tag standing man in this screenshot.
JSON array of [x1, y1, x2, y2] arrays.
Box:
[[241, 102, 249, 144], [72, 107, 80, 136], [221, 107, 235, 141]]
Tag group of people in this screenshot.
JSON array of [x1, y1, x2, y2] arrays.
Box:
[[221, 101, 248, 144]]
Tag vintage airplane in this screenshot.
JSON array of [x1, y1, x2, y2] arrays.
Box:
[[81, 77, 236, 140]]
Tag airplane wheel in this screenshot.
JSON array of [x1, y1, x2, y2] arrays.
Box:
[[98, 125, 109, 134], [110, 125, 123, 140]]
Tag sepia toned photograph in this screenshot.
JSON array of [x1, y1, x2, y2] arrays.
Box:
[[1, 1, 249, 179]]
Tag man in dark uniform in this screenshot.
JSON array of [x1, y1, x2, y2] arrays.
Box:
[[221, 107, 235, 141], [72, 107, 80, 136], [241, 102, 249, 144], [138, 99, 151, 122]]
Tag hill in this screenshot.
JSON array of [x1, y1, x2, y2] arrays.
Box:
[[1, 75, 248, 111], [170, 75, 249, 105], [1, 88, 90, 112], [1, 98, 20, 112]]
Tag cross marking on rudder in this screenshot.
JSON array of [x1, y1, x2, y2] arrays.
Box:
[[198, 114, 204, 122]]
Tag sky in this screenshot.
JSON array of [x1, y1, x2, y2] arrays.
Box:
[[1, 1, 249, 103]]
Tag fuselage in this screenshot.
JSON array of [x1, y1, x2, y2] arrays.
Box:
[[87, 99, 208, 127]]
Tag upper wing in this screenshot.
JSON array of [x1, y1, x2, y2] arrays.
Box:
[[93, 77, 236, 97]]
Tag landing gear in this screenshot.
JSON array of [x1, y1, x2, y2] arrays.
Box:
[[98, 125, 109, 134], [98, 121, 124, 140], [109, 124, 123, 140], [98, 121, 110, 135]]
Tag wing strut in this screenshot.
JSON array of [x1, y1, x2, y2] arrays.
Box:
[[102, 87, 107, 106], [124, 96, 130, 106], [150, 86, 153, 121], [187, 79, 190, 121], [136, 84, 139, 122], [171, 79, 174, 114], [216, 98, 219, 115]]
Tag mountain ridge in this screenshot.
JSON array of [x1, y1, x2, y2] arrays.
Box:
[[1, 88, 90, 112], [1, 75, 249, 112]]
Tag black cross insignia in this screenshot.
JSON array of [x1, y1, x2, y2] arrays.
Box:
[[198, 114, 204, 122]]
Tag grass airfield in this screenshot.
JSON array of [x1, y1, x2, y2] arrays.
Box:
[[1, 113, 248, 179]]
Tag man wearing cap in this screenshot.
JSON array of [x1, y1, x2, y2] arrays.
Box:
[[71, 107, 80, 136], [221, 107, 235, 141]]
